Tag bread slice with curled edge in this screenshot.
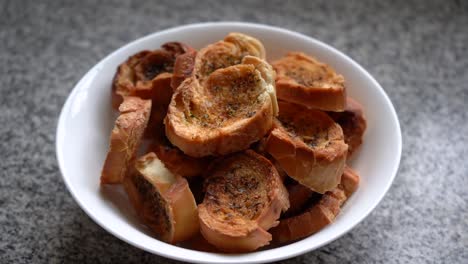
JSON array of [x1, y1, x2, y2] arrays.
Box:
[[194, 32, 266, 82], [112, 42, 195, 109], [327, 97, 367, 158], [101, 96, 151, 184], [123, 152, 199, 244], [272, 52, 346, 111], [270, 166, 360, 245], [198, 150, 289, 252], [165, 33, 277, 157], [265, 101, 348, 194]]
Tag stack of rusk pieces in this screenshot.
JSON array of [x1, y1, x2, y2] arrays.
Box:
[[100, 33, 367, 253]]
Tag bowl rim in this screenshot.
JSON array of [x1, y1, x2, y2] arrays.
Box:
[[56, 21, 402, 263]]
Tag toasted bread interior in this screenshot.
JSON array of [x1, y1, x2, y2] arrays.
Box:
[[112, 42, 193, 109], [198, 150, 289, 252], [123, 152, 199, 244], [101, 97, 151, 184], [194, 33, 265, 85], [124, 166, 174, 242], [265, 101, 348, 193], [165, 33, 277, 157], [193, 64, 268, 127], [272, 52, 346, 111]]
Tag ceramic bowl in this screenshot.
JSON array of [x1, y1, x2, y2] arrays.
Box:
[[56, 22, 402, 263]]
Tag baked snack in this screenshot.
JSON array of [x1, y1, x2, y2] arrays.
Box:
[[165, 33, 278, 157], [150, 137, 211, 178], [270, 166, 359, 244], [101, 97, 151, 184], [265, 101, 348, 193], [198, 150, 289, 252], [194, 33, 266, 85], [112, 42, 194, 109], [101, 34, 369, 252], [272, 52, 346, 111], [123, 152, 199, 244], [283, 182, 316, 217], [328, 97, 367, 158], [144, 72, 174, 138], [171, 49, 197, 91]]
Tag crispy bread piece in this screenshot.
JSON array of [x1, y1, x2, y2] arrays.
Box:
[[194, 32, 266, 86], [151, 137, 211, 178], [270, 166, 359, 244], [144, 72, 174, 139], [123, 152, 199, 244], [112, 42, 194, 109], [171, 49, 197, 91], [165, 34, 277, 157], [198, 150, 289, 252], [265, 101, 348, 193], [101, 97, 151, 184], [283, 182, 316, 217], [340, 166, 360, 197], [328, 97, 367, 158], [272, 52, 346, 111]]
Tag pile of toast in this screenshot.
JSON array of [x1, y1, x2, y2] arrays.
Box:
[[100, 33, 367, 253]]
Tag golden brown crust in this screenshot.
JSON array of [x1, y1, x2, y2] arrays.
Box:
[[265, 101, 348, 193], [198, 150, 289, 252], [150, 138, 211, 178], [123, 152, 199, 244], [327, 97, 367, 158], [111, 42, 194, 109], [143, 72, 174, 139], [270, 165, 359, 245], [165, 33, 277, 157], [340, 166, 360, 197], [101, 97, 151, 184], [272, 52, 346, 111], [283, 182, 315, 217], [194, 32, 266, 86], [171, 49, 197, 91]]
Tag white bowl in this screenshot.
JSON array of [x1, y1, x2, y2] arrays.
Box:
[[56, 22, 402, 263]]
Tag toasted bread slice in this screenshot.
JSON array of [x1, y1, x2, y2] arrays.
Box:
[[265, 101, 348, 193], [144, 72, 174, 138], [198, 150, 289, 252], [151, 137, 211, 178], [194, 32, 266, 85], [340, 166, 360, 197], [283, 182, 316, 217], [272, 52, 346, 111], [123, 152, 199, 244], [328, 97, 367, 158], [165, 35, 277, 157], [101, 97, 151, 184], [112, 42, 194, 109], [171, 49, 197, 91], [270, 166, 359, 244]]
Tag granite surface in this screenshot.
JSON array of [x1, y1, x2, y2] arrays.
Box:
[[1, 0, 467, 263]]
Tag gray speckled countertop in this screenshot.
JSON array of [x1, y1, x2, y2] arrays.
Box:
[[1, 0, 467, 263]]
